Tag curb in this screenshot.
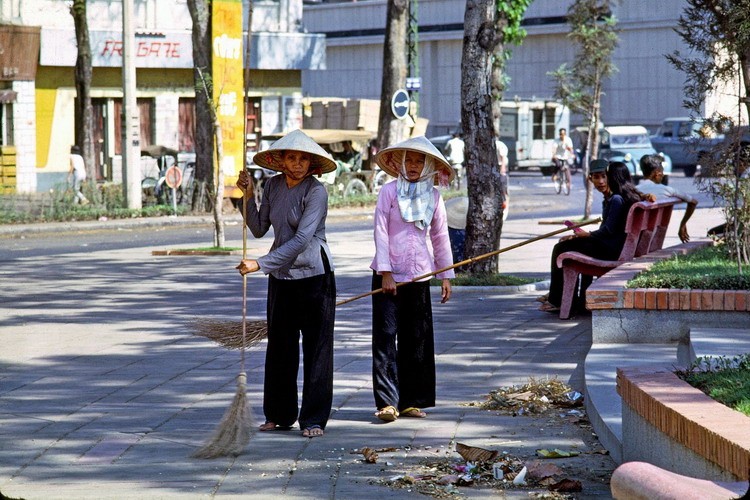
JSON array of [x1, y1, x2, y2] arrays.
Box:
[[449, 280, 550, 294]]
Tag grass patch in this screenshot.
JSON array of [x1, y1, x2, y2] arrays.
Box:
[[627, 244, 750, 290], [182, 246, 240, 252], [676, 355, 750, 417], [430, 272, 539, 287]]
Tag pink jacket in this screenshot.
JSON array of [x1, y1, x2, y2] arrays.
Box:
[[370, 181, 455, 282]]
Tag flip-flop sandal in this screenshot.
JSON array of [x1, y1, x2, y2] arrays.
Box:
[[400, 407, 427, 418], [374, 405, 399, 422], [259, 421, 293, 432], [535, 294, 550, 303], [302, 425, 324, 438], [538, 301, 560, 313]]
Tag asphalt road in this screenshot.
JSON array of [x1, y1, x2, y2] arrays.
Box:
[[0, 170, 708, 261]]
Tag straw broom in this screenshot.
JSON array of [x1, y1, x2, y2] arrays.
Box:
[[191, 190, 254, 459], [192, 5, 256, 457], [195, 217, 601, 349]]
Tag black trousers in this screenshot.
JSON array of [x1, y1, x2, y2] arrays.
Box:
[[264, 270, 336, 430], [371, 272, 436, 412], [548, 237, 621, 309]]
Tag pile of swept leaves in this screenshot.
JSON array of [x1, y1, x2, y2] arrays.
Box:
[[371, 443, 582, 499], [466, 377, 584, 416], [365, 378, 604, 498]]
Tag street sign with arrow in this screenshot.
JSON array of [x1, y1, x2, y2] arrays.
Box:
[[391, 89, 410, 120]]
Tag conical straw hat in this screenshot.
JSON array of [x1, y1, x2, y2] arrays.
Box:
[[445, 196, 468, 230], [253, 129, 337, 174], [375, 135, 455, 182]]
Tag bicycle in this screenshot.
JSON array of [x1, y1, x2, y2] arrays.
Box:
[[551, 157, 572, 195]]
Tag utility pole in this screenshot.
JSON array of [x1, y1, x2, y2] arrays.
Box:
[[122, 0, 141, 209], [406, 0, 420, 118]]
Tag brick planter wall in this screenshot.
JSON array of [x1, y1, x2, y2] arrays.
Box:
[[618, 366, 750, 482], [586, 240, 750, 344]]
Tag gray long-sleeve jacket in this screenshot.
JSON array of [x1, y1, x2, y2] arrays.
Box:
[[244, 174, 335, 279]]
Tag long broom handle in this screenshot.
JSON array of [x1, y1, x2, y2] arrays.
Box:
[[334, 217, 602, 307]]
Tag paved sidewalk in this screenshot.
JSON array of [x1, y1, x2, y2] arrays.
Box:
[[0, 205, 724, 499]]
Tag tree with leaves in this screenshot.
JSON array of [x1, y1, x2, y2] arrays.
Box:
[[667, 0, 750, 269], [377, 0, 409, 150], [550, 0, 619, 219], [491, 0, 531, 137], [461, 0, 529, 274], [70, 0, 96, 187]]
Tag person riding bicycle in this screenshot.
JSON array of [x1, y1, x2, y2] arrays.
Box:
[[552, 128, 574, 189]]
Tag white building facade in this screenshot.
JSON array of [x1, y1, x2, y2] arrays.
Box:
[[302, 0, 732, 137]]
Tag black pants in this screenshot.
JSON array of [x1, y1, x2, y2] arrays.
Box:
[[548, 237, 621, 309], [371, 272, 436, 412], [264, 270, 336, 430]]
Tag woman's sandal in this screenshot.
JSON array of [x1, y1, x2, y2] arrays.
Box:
[[535, 293, 550, 303], [374, 405, 399, 422], [259, 421, 293, 432], [538, 301, 560, 313], [302, 425, 324, 438], [400, 407, 427, 418]]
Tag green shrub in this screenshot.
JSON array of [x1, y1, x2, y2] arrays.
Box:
[[676, 354, 750, 417], [627, 244, 750, 290]]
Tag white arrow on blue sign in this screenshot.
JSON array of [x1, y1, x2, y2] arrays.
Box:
[[391, 89, 410, 120]]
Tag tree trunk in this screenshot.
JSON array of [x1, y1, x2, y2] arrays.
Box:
[[490, 10, 508, 137], [740, 53, 750, 122], [462, 0, 504, 274], [376, 0, 409, 150], [583, 75, 603, 219], [187, 0, 214, 212], [71, 0, 96, 184], [212, 118, 226, 248]]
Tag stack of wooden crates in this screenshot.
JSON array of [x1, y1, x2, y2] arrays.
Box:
[[303, 98, 379, 133], [0, 145, 16, 194]]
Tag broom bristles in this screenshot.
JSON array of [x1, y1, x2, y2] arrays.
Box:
[[191, 318, 268, 350], [191, 373, 253, 459]]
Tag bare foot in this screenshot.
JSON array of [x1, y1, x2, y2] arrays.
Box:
[[302, 425, 324, 438]]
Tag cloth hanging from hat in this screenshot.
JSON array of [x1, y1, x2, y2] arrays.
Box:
[[396, 155, 437, 230]]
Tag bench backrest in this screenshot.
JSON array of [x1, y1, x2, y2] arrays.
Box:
[[617, 197, 680, 262]]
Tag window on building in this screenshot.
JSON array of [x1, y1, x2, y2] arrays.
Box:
[[545, 108, 556, 139], [0, 103, 13, 145], [532, 109, 543, 140], [532, 107, 558, 140], [178, 98, 196, 153]]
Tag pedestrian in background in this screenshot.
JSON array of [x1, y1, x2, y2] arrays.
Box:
[[444, 132, 465, 189], [638, 154, 698, 243], [369, 136, 455, 422], [236, 129, 337, 439], [68, 145, 89, 205]]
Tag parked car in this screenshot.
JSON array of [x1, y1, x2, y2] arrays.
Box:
[[650, 117, 724, 177], [598, 125, 672, 185]]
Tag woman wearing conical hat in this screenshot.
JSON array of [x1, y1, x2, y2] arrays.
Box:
[[236, 129, 337, 438], [369, 135, 456, 422]]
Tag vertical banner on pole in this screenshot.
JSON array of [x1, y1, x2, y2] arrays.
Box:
[[212, 0, 244, 199]]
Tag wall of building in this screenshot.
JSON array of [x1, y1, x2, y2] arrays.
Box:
[[302, 0, 721, 137], [0, 0, 323, 194]]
